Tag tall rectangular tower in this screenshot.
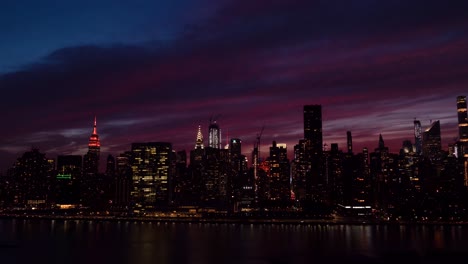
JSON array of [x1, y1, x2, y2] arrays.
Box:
[[303, 105, 325, 202], [457, 96, 468, 143], [422, 120, 441, 161], [130, 142, 172, 209], [303, 105, 323, 156], [457, 96, 468, 187]]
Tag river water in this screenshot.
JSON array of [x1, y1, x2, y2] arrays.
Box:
[[1, 219, 468, 263]]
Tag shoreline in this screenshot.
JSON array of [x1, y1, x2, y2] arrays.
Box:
[[1, 214, 468, 226]]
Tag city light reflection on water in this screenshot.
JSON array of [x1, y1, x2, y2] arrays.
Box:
[[1, 219, 468, 263]]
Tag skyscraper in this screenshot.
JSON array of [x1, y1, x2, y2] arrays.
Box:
[[208, 120, 221, 149], [83, 116, 101, 175], [346, 131, 353, 154], [230, 138, 242, 158], [88, 116, 100, 156], [414, 119, 422, 155], [195, 125, 204, 149], [422, 120, 442, 161], [130, 142, 172, 209], [56, 155, 82, 204], [303, 105, 323, 155], [303, 105, 324, 202], [457, 96, 468, 143], [456, 96, 468, 187], [268, 141, 290, 204]]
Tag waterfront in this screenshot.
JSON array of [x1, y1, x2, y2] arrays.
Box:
[[1, 219, 468, 263]]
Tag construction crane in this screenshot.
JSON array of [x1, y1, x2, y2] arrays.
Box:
[[255, 125, 265, 153]]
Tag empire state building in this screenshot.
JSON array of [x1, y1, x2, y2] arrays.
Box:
[[88, 116, 101, 155], [83, 116, 100, 175]]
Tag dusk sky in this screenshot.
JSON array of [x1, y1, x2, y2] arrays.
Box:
[[1, 0, 468, 172]]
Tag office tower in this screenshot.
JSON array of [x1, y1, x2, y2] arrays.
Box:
[[292, 139, 309, 201], [457, 96, 468, 187], [268, 141, 290, 204], [202, 146, 221, 202], [230, 138, 242, 159], [57, 155, 82, 178], [370, 134, 391, 209], [228, 138, 247, 209], [303, 105, 323, 155], [422, 120, 442, 161], [114, 153, 132, 209], [195, 125, 204, 149], [173, 150, 188, 204], [457, 96, 468, 143], [346, 131, 353, 154], [83, 116, 101, 175], [208, 120, 221, 149], [131, 142, 172, 210], [106, 154, 115, 177], [55, 155, 82, 204], [414, 120, 422, 155], [303, 105, 325, 203], [326, 143, 342, 205], [10, 149, 52, 207]]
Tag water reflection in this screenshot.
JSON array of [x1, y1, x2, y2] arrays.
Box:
[[2, 220, 468, 263]]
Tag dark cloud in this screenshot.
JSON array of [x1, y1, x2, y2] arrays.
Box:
[[1, 0, 468, 171]]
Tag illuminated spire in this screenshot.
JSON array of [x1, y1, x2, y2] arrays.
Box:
[[92, 115, 97, 135], [88, 115, 100, 152], [195, 125, 204, 149]]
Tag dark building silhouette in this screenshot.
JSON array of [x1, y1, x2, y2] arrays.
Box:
[[173, 150, 188, 205], [268, 141, 290, 206], [423, 120, 442, 161], [346, 131, 353, 154], [303, 105, 323, 155], [9, 149, 53, 208], [303, 105, 325, 203], [55, 155, 82, 205], [325, 143, 342, 205], [106, 154, 115, 177], [114, 153, 132, 209], [292, 139, 309, 202]]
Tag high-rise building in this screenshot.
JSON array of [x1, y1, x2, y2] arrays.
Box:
[[456, 96, 468, 187], [195, 125, 204, 149], [114, 153, 132, 209], [10, 149, 52, 207], [106, 154, 115, 177], [291, 139, 309, 201], [303, 105, 325, 203], [414, 120, 422, 155], [457, 96, 468, 143], [346, 131, 353, 154], [268, 141, 290, 204], [208, 120, 221, 149], [422, 120, 442, 161], [55, 155, 82, 204], [230, 138, 242, 159], [304, 105, 323, 155], [83, 116, 101, 175], [130, 142, 172, 210]]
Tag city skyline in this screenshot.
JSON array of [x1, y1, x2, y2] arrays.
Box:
[[1, 0, 468, 172], [0, 100, 464, 173]]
